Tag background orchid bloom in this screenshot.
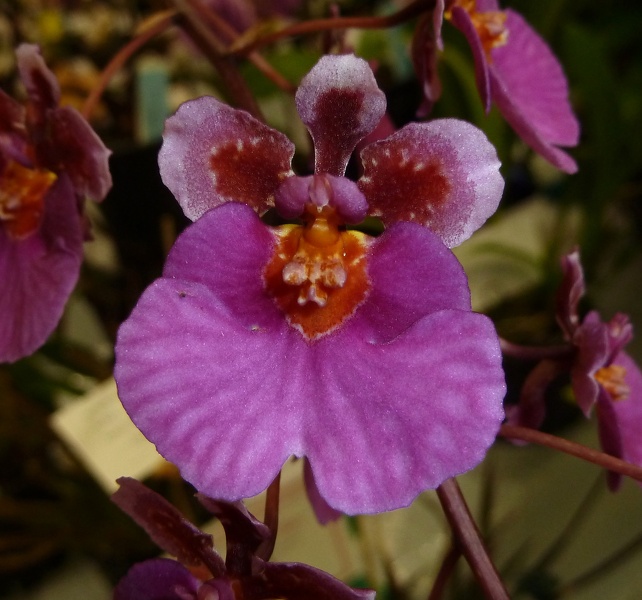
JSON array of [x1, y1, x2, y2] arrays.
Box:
[[414, 0, 580, 173], [507, 250, 642, 490], [115, 54, 506, 516], [0, 44, 112, 363]]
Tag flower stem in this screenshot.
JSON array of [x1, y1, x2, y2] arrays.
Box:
[[436, 478, 510, 600], [228, 0, 436, 57], [499, 424, 642, 484], [172, 0, 263, 119], [499, 338, 573, 362]]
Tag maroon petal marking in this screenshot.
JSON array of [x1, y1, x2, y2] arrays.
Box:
[[295, 54, 386, 176]]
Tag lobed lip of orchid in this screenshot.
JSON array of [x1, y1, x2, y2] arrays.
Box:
[[114, 202, 506, 515]]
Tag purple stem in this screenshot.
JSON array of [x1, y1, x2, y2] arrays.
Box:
[[500, 338, 574, 362], [436, 478, 510, 600], [500, 424, 642, 484]]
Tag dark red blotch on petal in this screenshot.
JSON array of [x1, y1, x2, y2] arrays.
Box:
[[209, 136, 292, 214], [310, 89, 365, 176], [359, 142, 452, 227]]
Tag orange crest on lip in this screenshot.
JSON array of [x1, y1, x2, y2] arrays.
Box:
[[595, 364, 629, 403], [264, 212, 372, 341], [0, 160, 57, 239]]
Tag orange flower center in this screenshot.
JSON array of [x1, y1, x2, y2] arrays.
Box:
[[264, 205, 371, 340], [0, 159, 57, 239], [594, 364, 629, 402], [448, 0, 508, 57]]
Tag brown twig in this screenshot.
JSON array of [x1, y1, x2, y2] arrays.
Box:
[[183, 0, 295, 93], [499, 338, 574, 362], [228, 0, 437, 57], [172, 0, 262, 118]]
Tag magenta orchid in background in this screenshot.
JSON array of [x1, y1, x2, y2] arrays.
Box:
[[507, 250, 642, 490], [112, 477, 374, 600], [414, 0, 580, 173], [0, 44, 112, 363], [114, 54, 506, 517]]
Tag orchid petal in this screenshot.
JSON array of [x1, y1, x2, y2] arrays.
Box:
[[596, 388, 625, 491], [15, 44, 60, 126], [555, 249, 585, 339], [36, 106, 112, 202], [0, 176, 82, 363], [411, 0, 445, 117], [295, 54, 386, 176], [112, 477, 222, 571], [114, 558, 200, 600], [489, 10, 579, 173], [115, 204, 303, 501], [354, 221, 471, 342], [307, 308, 505, 514], [450, 5, 492, 112], [304, 460, 343, 524], [358, 119, 503, 247], [159, 96, 295, 220], [571, 311, 609, 416], [196, 496, 270, 573], [604, 352, 642, 488], [246, 560, 376, 600]]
